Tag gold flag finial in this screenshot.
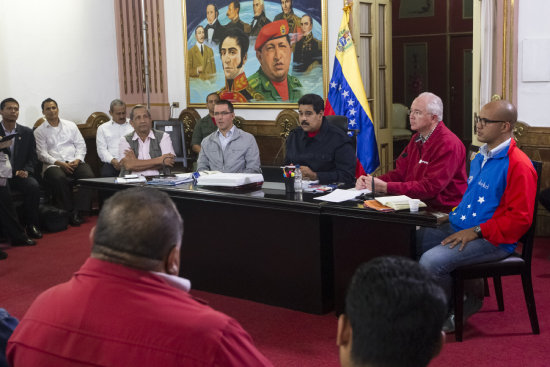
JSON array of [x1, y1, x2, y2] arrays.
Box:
[[343, 0, 353, 12]]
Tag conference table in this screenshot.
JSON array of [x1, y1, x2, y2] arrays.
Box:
[[79, 178, 439, 314]]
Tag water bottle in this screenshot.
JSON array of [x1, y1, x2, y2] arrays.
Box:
[[294, 165, 303, 192]]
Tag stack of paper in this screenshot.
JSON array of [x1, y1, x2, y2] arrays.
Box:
[[115, 176, 147, 184], [147, 177, 192, 186], [196, 173, 264, 187]]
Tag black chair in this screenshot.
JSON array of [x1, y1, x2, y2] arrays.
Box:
[[466, 144, 480, 175], [153, 120, 188, 170], [451, 160, 543, 342], [325, 115, 357, 149]]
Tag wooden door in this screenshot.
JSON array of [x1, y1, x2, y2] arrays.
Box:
[[450, 35, 473, 146]]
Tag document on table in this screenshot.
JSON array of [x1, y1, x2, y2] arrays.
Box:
[[314, 188, 371, 202]]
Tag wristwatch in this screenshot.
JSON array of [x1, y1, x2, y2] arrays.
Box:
[[473, 225, 483, 238]]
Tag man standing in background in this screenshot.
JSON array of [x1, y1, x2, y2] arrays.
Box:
[[191, 93, 219, 155]]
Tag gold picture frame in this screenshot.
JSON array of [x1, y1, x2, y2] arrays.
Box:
[[182, 0, 328, 109]]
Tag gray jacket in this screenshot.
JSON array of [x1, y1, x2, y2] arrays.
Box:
[[197, 127, 261, 173]]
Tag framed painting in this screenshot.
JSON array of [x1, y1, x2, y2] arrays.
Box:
[[183, 0, 328, 108]]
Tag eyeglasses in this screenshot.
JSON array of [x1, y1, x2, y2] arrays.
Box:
[[213, 111, 232, 117], [474, 112, 506, 128], [407, 109, 424, 117]]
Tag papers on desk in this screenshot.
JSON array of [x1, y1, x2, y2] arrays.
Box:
[[196, 172, 264, 187], [314, 188, 370, 202], [147, 177, 192, 186], [115, 176, 147, 184]]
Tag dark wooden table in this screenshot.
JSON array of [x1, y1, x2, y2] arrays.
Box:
[[80, 178, 438, 314]]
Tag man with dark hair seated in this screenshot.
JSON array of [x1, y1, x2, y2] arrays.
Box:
[[417, 100, 537, 332], [118, 104, 175, 176], [7, 187, 273, 366], [34, 98, 95, 226], [197, 100, 261, 173], [284, 93, 356, 185], [337, 256, 447, 367]]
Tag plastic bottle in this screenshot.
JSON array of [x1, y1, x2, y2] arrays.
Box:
[[294, 165, 303, 192]]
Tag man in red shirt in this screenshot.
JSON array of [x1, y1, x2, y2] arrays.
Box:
[[7, 187, 272, 367], [356, 92, 467, 212]]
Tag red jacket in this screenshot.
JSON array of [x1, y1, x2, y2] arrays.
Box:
[[379, 122, 467, 211], [7, 258, 272, 367]]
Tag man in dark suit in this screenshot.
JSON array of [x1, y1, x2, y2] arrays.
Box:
[[204, 3, 224, 44], [224, 0, 251, 36], [0, 98, 42, 239]]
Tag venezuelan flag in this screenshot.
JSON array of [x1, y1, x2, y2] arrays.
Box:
[[324, 5, 379, 176]]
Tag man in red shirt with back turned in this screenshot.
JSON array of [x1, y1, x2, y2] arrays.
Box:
[[7, 187, 272, 367]]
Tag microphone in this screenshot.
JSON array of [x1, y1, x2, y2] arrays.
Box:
[[371, 174, 375, 200], [362, 150, 408, 198]]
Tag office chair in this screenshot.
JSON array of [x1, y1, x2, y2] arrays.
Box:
[[153, 120, 188, 171], [325, 115, 358, 149]]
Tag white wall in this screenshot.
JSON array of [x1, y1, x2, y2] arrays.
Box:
[[517, 0, 550, 127], [0, 0, 119, 127], [164, 0, 344, 120]]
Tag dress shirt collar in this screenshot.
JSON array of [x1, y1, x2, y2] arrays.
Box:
[[217, 124, 236, 139], [132, 129, 156, 141], [151, 271, 191, 292], [45, 118, 61, 127], [416, 122, 439, 144], [480, 138, 511, 160], [0, 121, 16, 134], [109, 118, 130, 126]]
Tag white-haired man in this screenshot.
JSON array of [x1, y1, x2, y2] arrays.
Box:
[[356, 92, 467, 212]]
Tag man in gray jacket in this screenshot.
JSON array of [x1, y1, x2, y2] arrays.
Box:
[[197, 100, 261, 173]]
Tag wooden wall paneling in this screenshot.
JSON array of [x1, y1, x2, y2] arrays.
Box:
[[514, 122, 550, 236], [114, 0, 169, 120]]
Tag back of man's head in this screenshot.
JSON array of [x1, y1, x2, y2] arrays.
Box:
[[339, 256, 447, 367], [92, 187, 183, 270]]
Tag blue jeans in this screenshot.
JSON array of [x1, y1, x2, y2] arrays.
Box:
[[416, 223, 511, 301]]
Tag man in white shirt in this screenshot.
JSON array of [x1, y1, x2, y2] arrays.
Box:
[[34, 98, 95, 226], [118, 105, 175, 176], [96, 99, 134, 177]]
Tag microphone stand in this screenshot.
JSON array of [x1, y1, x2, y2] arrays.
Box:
[[371, 174, 375, 200], [161, 156, 174, 177]]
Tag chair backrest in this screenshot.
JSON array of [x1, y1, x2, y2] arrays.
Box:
[[153, 120, 188, 168], [325, 115, 349, 133], [392, 103, 409, 130], [177, 108, 201, 159], [466, 144, 480, 175], [519, 160, 543, 265], [325, 115, 356, 149]]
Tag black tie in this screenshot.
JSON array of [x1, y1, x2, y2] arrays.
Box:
[[200, 45, 203, 55]]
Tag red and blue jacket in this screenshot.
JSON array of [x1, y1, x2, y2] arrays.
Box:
[[450, 139, 537, 252]]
